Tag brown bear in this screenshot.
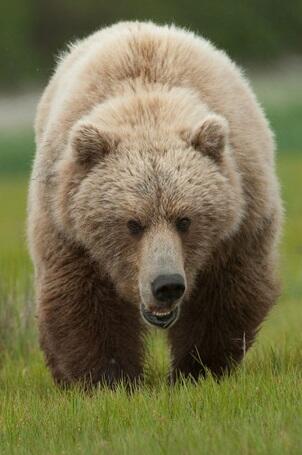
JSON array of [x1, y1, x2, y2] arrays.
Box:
[[28, 21, 282, 387]]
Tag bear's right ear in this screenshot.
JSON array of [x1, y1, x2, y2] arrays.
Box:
[[71, 123, 119, 168], [190, 114, 229, 163]]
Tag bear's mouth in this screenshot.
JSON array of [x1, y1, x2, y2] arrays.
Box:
[[140, 304, 179, 329]]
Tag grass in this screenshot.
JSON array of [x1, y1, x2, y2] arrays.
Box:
[[0, 80, 302, 452], [0, 130, 34, 176]]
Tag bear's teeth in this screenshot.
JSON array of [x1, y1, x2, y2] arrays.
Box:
[[152, 311, 171, 316]]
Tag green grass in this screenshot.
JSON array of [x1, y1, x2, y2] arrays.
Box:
[[0, 130, 34, 176], [251, 67, 302, 154], [0, 153, 301, 454]]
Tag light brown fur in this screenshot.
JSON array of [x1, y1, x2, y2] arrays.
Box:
[[28, 21, 282, 386]]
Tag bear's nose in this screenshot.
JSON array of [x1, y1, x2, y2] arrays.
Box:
[[151, 274, 185, 303]]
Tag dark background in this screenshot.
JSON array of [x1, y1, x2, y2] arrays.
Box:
[[1, 0, 302, 89]]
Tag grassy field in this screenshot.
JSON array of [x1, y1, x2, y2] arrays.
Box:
[[0, 88, 302, 453]]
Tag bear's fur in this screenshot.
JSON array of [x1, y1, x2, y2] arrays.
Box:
[[28, 21, 282, 387]]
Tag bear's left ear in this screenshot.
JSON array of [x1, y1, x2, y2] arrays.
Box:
[[191, 114, 229, 163], [71, 123, 119, 168]]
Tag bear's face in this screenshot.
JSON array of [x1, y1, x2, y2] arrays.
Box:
[[58, 115, 244, 328]]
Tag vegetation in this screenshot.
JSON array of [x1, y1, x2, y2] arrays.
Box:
[[1, 1, 302, 88]]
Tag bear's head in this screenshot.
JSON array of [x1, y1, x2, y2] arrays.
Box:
[[55, 91, 245, 328]]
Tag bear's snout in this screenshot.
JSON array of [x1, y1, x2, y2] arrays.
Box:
[[151, 273, 185, 304], [138, 226, 186, 329], [139, 273, 185, 329]]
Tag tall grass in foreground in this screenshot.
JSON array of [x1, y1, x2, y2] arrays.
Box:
[[0, 154, 301, 454]]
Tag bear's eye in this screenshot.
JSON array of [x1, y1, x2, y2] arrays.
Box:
[[127, 219, 145, 236], [176, 217, 191, 233]]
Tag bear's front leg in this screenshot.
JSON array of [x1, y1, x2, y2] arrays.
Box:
[[169, 234, 279, 383], [37, 239, 144, 389], [168, 304, 251, 383]]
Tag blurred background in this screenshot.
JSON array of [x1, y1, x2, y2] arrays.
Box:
[[0, 0, 301, 283], [1, 0, 302, 89]]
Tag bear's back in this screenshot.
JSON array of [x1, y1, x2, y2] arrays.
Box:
[[36, 22, 230, 143], [36, 22, 271, 155], [34, 22, 279, 225]]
